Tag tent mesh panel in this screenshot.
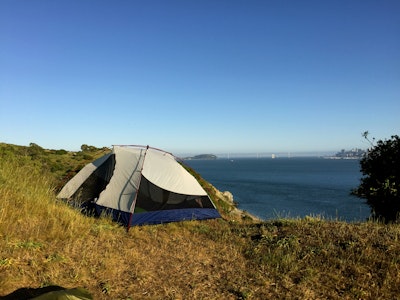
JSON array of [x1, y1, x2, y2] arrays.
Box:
[[70, 154, 115, 207], [134, 176, 214, 213]]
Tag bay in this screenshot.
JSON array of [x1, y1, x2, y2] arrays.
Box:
[[186, 157, 370, 222]]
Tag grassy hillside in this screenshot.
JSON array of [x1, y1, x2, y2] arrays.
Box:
[[1, 143, 400, 299]]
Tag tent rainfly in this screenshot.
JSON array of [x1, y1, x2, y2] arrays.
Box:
[[57, 145, 221, 226]]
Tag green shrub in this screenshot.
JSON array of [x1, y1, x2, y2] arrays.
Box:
[[353, 135, 400, 222]]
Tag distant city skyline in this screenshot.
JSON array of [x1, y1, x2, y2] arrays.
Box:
[[1, 1, 399, 155]]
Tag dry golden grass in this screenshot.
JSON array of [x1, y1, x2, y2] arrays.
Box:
[[1, 152, 400, 299]]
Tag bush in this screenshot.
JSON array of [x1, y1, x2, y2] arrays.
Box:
[[54, 149, 68, 155], [353, 135, 400, 222]]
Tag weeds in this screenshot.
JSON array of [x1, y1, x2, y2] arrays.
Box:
[[14, 241, 44, 250]]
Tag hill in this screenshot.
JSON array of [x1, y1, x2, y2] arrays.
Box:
[[1, 143, 400, 299]]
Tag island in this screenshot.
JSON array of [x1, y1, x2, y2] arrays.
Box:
[[184, 154, 217, 160]]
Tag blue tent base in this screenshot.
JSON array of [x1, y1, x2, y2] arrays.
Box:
[[95, 205, 221, 226]]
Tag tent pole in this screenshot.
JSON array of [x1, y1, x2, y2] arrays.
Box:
[[127, 145, 149, 232], [112, 144, 175, 158]]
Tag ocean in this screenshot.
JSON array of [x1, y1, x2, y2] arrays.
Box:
[[185, 157, 370, 222]]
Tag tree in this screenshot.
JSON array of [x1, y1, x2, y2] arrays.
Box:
[[80, 144, 98, 152], [27, 142, 45, 159], [352, 134, 400, 222]]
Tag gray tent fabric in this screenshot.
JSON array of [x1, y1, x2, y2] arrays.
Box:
[[95, 146, 146, 212], [57, 145, 220, 226], [142, 147, 207, 195], [31, 287, 93, 300], [1, 286, 92, 300]]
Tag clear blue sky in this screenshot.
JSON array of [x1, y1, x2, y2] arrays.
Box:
[[1, 1, 399, 156]]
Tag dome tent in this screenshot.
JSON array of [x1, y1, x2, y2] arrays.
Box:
[[57, 145, 220, 227]]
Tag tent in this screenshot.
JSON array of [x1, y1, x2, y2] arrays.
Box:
[[57, 145, 220, 227]]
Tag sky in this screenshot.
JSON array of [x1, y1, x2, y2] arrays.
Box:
[[1, 1, 399, 156]]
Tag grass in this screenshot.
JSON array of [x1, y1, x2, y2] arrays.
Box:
[[1, 144, 400, 299]]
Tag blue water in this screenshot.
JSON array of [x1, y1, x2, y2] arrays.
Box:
[[186, 157, 370, 222]]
